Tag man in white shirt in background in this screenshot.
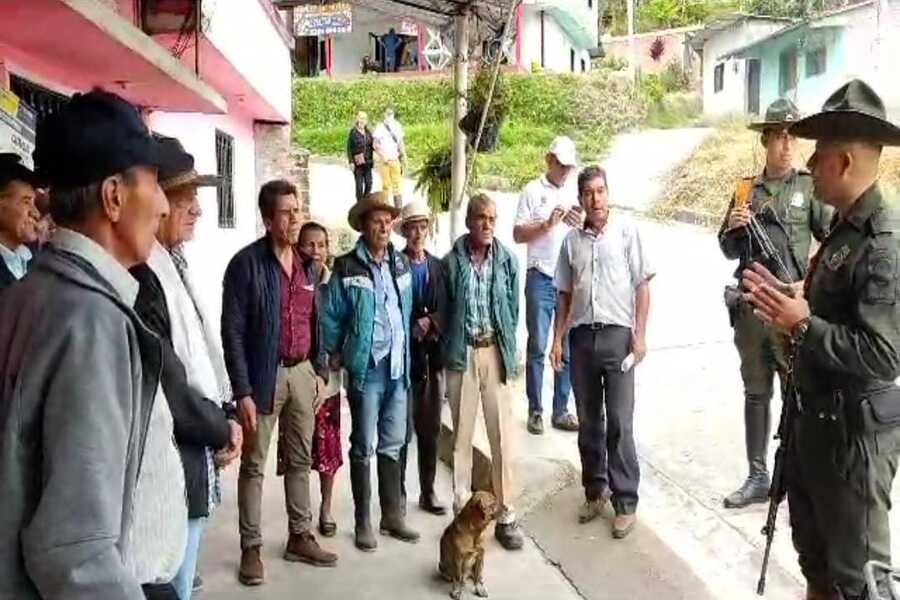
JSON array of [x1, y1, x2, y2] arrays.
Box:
[[0, 153, 40, 293], [513, 136, 582, 435], [373, 108, 406, 209]]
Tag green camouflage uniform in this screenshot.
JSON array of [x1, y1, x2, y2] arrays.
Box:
[[789, 184, 900, 598]]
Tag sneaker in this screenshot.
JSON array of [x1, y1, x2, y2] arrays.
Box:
[[238, 546, 265, 586], [577, 497, 611, 524], [192, 574, 203, 592], [494, 521, 524, 550], [612, 514, 637, 539], [551, 412, 579, 432], [284, 532, 338, 567], [527, 413, 544, 435]]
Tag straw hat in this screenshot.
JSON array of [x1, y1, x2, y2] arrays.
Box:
[[393, 200, 432, 236], [347, 191, 401, 232]]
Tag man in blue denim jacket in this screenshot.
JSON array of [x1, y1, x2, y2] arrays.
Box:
[[320, 191, 419, 552]]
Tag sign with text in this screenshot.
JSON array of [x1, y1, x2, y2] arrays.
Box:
[[0, 90, 36, 168], [399, 19, 418, 36], [295, 2, 352, 36]]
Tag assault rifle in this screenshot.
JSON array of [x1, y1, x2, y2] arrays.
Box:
[[733, 178, 794, 284], [757, 353, 798, 595]]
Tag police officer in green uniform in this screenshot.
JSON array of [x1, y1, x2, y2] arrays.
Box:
[[744, 79, 900, 600], [719, 98, 832, 509]]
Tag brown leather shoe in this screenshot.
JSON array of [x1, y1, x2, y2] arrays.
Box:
[[238, 546, 264, 586], [284, 532, 338, 567], [612, 514, 637, 539]]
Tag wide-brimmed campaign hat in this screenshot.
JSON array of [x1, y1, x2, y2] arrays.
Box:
[[789, 79, 900, 146], [393, 200, 432, 235], [748, 98, 802, 132], [34, 89, 183, 188], [348, 191, 400, 232], [155, 135, 220, 191], [0, 152, 42, 189]]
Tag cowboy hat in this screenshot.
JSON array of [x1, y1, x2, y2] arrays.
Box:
[[155, 135, 221, 191], [347, 191, 400, 232], [747, 98, 802, 132], [789, 79, 900, 146], [393, 200, 432, 236]]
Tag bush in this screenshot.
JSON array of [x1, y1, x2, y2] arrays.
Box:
[[599, 55, 629, 71], [660, 60, 691, 93], [639, 74, 667, 105]]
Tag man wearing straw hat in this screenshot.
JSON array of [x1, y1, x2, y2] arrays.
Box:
[[744, 80, 900, 600], [320, 191, 419, 552], [718, 98, 832, 510], [395, 200, 447, 516]]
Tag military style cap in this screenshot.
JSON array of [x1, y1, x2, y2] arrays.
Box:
[[748, 98, 802, 132], [789, 79, 900, 146]]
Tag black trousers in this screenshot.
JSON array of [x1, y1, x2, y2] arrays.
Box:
[[142, 583, 179, 600], [354, 165, 372, 200], [569, 325, 640, 515], [400, 362, 445, 500]]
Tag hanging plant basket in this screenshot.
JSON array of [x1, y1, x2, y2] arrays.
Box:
[[459, 108, 502, 153]]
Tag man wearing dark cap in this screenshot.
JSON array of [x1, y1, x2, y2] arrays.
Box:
[[744, 79, 900, 600], [0, 153, 40, 291], [320, 191, 419, 552], [0, 89, 183, 600], [718, 97, 832, 509]]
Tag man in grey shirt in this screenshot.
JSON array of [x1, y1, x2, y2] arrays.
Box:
[[550, 165, 654, 540]]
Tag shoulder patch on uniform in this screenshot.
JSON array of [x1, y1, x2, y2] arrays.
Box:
[[826, 245, 852, 271], [790, 191, 806, 208], [865, 247, 898, 304]]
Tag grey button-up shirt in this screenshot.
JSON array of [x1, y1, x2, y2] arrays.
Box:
[[363, 244, 406, 380], [554, 218, 654, 330]]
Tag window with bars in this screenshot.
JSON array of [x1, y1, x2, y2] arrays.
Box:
[[779, 48, 798, 95], [9, 74, 69, 125], [215, 130, 235, 229], [713, 63, 724, 93], [806, 46, 827, 78]]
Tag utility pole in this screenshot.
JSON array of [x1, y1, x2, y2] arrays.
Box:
[[450, 9, 469, 241], [627, 0, 637, 82]]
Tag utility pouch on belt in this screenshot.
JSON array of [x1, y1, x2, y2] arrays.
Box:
[[859, 386, 900, 432], [724, 284, 742, 326]]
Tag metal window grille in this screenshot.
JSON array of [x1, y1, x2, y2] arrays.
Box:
[[9, 74, 69, 125], [805, 47, 827, 78], [215, 129, 235, 229], [713, 63, 724, 93]]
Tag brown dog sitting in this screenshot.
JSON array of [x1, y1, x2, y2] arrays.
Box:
[[439, 491, 498, 599]]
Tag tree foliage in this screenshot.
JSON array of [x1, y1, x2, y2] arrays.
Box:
[[740, 0, 855, 18]]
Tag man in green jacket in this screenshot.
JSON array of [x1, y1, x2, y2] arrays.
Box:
[[439, 193, 523, 552]]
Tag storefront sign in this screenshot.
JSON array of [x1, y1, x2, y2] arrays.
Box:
[[295, 2, 352, 36], [399, 19, 418, 36], [0, 90, 36, 168]]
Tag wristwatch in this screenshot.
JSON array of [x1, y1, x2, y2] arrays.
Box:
[[222, 399, 238, 421], [790, 317, 811, 346]]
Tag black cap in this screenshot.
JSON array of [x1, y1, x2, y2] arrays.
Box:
[[748, 98, 802, 132], [789, 79, 900, 146], [154, 135, 220, 191], [33, 89, 182, 188], [0, 153, 41, 190]]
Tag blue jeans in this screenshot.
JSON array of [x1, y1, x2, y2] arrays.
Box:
[[349, 358, 409, 464], [172, 517, 206, 600], [525, 268, 571, 418]]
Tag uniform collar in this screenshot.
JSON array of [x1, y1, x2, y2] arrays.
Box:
[[843, 183, 883, 231], [755, 167, 796, 193]]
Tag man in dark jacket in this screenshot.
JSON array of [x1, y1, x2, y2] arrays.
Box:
[[130, 135, 241, 600], [0, 152, 40, 292], [347, 111, 374, 200], [395, 200, 446, 515], [222, 179, 337, 586], [0, 90, 180, 599]]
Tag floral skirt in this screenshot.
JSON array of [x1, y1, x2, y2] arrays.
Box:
[[312, 393, 343, 477]]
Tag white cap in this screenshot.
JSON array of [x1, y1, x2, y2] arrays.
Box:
[[548, 136, 577, 167]]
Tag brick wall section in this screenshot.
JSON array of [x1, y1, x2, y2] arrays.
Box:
[[253, 122, 310, 236]]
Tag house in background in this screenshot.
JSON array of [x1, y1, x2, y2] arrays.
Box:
[[602, 24, 702, 77], [0, 0, 294, 324], [720, 0, 900, 119], [687, 13, 792, 118]]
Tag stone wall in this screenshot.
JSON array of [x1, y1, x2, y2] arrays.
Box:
[[253, 121, 309, 236]]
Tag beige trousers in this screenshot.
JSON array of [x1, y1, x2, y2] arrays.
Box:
[[447, 345, 516, 522], [238, 361, 317, 549]]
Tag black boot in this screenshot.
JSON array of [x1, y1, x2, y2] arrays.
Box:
[[398, 442, 409, 517], [377, 455, 420, 543], [724, 393, 772, 509], [350, 461, 377, 552], [418, 436, 446, 515]]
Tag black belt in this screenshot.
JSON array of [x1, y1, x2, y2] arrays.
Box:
[[578, 322, 616, 331], [467, 336, 496, 348], [280, 356, 308, 368]]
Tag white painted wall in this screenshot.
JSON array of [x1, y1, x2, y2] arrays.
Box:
[[202, 0, 293, 120], [701, 20, 786, 118], [329, 6, 394, 77], [521, 6, 593, 73], [146, 110, 259, 329]]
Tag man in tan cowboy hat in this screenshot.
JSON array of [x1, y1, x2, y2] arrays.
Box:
[[320, 191, 420, 551], [718, 97, 832, 510], [743, 79, 900, 600], [395, 201, 447, 516]]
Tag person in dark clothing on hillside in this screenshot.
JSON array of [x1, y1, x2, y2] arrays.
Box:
[[347, 111, 374, 200]]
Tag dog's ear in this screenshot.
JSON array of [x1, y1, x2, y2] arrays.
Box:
[[477, 492, 497, 520]]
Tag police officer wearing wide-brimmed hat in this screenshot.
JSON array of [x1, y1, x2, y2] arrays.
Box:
[[744, 79, 900, 599], [719, 98, 833, 509]]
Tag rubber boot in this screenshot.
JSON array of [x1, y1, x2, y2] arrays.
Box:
[[350, 461, 377, 552], [418, 435, 446, 515], [724, 393, 772, 509], [398, 442, 408, 517], [377, 455, 420, 543]]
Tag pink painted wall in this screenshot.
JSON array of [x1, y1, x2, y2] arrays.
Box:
[[603, 28, 701, 75]]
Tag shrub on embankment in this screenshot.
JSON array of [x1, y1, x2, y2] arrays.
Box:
[[292, 70, 647, 190]]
